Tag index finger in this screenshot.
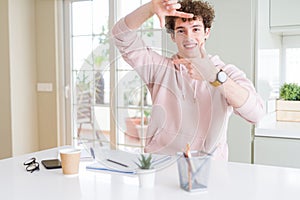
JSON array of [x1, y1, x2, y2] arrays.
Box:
[[173, 11, 194, 19]]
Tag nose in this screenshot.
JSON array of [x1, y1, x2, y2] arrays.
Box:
[[185, 30, 193, 38]]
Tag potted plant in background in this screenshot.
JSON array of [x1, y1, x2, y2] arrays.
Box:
[[135, 154, 155, 188], [124, 83, 151, 145], [277, 83, 300, 122]]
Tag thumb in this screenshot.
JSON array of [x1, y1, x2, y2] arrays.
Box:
[[158, 14, 165, 28], [199, 43, 207, 59]]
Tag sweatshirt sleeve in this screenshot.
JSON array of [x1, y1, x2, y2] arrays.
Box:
[[211, 55, 265, 124], [111, 18, 169, 85], [234, 87, 265, 124], [111, 18, 140, 57], [225, 63, 265, 124]]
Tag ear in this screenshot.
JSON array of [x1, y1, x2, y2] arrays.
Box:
[[204, 28, 211, 40]]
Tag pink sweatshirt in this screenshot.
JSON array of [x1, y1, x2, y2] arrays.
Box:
[[112, 18, 265, 160]]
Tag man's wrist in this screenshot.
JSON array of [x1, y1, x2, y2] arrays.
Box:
[[148, 1, 156, 16], [125, 2, 155, 30], [210, 69, 228, 87], [207, 68, 219, 83]]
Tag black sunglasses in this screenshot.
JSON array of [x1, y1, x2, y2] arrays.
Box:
[[23, 157, 40, 173]]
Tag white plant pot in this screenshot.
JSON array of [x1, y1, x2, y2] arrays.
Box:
[[137, 169, 156, 188]]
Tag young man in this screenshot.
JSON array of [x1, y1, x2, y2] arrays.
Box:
[[112, 0, 265, 160]]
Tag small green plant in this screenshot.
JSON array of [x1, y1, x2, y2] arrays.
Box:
[[135, 154, 153, 170], [279, 83, 300, 101]]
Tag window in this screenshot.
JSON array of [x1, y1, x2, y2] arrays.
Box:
[[66, 0, 111, 150], [282, 35, 300, 85], [257, 35, 300, 102], [257, 49, 280, 99], [65, 0, 172, 153]]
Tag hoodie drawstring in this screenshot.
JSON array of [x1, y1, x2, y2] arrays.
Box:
[[194, 80, 198, 102], [179, 64, 197, 102], [179, 64, 186, 100]]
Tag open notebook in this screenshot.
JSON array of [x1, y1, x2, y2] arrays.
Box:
[[86, 149, 175, 175]]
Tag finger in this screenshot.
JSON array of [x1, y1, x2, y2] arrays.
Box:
[[187, 69, 194, 76], [186, 63, 194, 70], [173, 11, 194, 19], [162, 0, 180, 11], [163, 0, 179, 6], [165, 2, 181, 10], [172, 58, 190, 65], [159, 15, 166, 28], [188, 70, 203, 81], [162, 1, 193, 18]]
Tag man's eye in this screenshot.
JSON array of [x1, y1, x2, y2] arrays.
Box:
[[176, 29, 184, 34], [194, 28, 201, 32]]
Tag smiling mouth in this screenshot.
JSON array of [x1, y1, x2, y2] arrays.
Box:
[[183, 43, 198, 49]]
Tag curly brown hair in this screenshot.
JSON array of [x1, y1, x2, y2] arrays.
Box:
[[165, 0, 215, 34]]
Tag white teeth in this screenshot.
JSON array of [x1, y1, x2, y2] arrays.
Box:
[[184, 44, 197, 48]]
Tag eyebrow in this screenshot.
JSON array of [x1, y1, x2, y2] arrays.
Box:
[[175, 24, 203, 30]]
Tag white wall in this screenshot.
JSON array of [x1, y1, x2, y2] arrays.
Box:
[[0, 0, 13, 158], [9, 0, 39, 156], [35, 0, 60, 150], [0, 0, 39, 158], [206, 0, 257, 163], [0, 0, 63, 159]]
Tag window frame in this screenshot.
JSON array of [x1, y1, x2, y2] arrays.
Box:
[[282, 35, 300, 86], [63, 0, 171, 151]]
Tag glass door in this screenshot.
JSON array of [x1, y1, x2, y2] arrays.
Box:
[[65, 0, 170, 153]]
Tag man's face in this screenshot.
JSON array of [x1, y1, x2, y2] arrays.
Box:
[[172, 17, 210, 58]]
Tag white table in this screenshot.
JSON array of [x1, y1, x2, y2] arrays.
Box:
[[1, 147, 300, 200]]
